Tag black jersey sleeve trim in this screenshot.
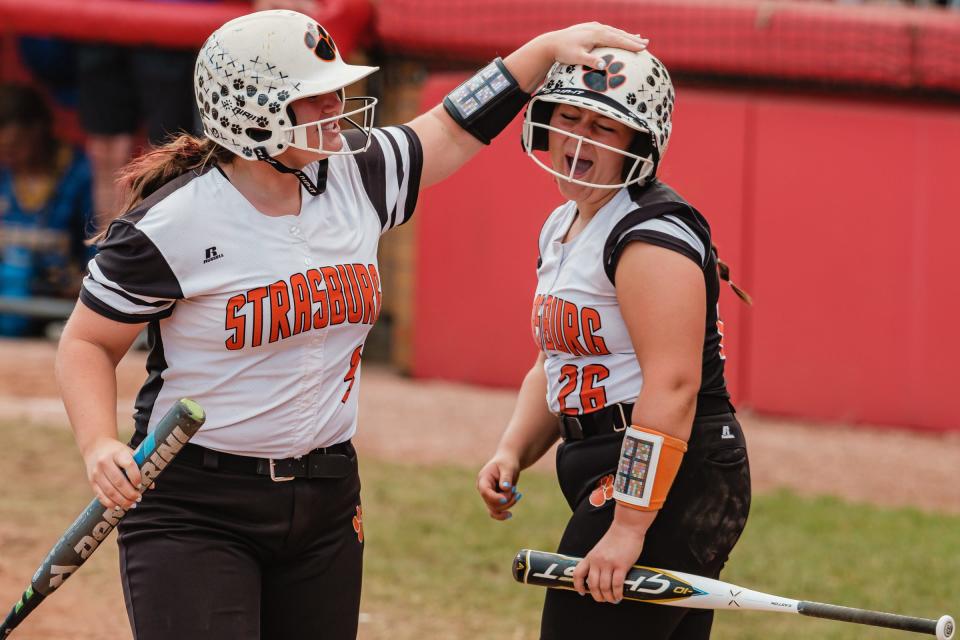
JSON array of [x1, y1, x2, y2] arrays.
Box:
[[381, 128, 405, 229], [603, 202, 696, 285], [343, 128, 389, 229], [80, 288, 174, 324], [611, 230, 705, 276], [88, 275, 173, 308], [395, 124, 423, 227], [95, 220, 184, 300]]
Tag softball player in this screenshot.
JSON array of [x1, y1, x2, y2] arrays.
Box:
[[477, 49, 752, 639], [54, 10, 646, 639]]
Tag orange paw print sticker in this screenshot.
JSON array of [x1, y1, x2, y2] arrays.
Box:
[[304, 23, 337, 61], [352, 505, 364, 543], [583, 55, 626, 92], [588, 474, 615, 507]]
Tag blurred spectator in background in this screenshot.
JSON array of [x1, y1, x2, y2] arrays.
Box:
[[78, 0, 322, 226], [0, 83, 93, 337], [76, 43, 197, 226]]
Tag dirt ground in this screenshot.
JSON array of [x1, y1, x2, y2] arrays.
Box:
[[0, 337, 958, 639], [2, 338, 958, 514]]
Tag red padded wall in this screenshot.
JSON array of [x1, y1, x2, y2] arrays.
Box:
[[411, 74, 546, 387], [746, 96, 960, 431], [412, 74, 960, 432]]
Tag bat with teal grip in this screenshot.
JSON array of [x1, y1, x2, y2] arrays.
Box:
[[0, 398, 205, 637]]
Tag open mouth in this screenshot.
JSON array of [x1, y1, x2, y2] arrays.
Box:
[[320, 121, 340, 134], [565, 155, 593, 179]]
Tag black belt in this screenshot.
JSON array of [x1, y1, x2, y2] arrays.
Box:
[[559, 403, 633, 441], [558, 396, 734, 441], [176, 441, 356, 481]]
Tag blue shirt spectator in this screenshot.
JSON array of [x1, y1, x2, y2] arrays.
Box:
[[0, 84, 94, 336]]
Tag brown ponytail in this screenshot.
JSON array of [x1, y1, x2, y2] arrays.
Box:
[[91, 134, 234, 243], [713, 244, 753, 305]]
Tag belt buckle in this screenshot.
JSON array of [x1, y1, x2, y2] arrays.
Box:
[[268, 458, 296, 482], [613, 404, 628, 432]]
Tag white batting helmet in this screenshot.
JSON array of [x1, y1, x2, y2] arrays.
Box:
[[194, 10, 378, 160], [522, 48, 675, 189]]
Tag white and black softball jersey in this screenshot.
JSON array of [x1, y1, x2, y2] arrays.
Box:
[[80, 126, 422, 458], [532, 181, 730, 416]]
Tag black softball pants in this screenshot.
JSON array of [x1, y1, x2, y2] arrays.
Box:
[[541, 412, 751, 640], [116, 446, 364, 640]]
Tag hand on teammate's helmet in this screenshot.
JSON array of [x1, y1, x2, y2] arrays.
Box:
[[541, 23, 648, 71]]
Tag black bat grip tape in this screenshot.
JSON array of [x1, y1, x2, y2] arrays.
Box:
[[799, 601, 937, 634]]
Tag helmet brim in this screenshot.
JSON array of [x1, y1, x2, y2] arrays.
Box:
[[296, 62, 379, 98]]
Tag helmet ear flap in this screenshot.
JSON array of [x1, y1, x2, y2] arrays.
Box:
[[530, 101, 556, 151]]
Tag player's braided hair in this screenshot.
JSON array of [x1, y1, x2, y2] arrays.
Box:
[[91, 134, 233, 242], [714, 245, 752, 305]]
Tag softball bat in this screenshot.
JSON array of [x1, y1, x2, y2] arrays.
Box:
[[513, 549, 954, 639], [0, 398, 206, 637]]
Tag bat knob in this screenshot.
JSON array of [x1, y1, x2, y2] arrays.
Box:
[[513, 549, 530, 583], [937, 615, 955, 640]]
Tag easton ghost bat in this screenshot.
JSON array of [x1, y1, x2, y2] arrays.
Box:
[[0, 398, 206, 637], [513, 549, 955, 640]]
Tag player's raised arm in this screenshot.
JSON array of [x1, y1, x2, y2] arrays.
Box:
[[407, 24, 648, 188]]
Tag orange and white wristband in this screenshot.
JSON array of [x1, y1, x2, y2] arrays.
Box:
[[613, 426, 688, 511]]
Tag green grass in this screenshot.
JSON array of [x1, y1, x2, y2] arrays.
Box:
[[0, 422, 957, 639], [359, 461, 960, 640]]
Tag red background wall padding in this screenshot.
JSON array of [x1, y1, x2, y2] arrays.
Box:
[[376, 0, 960, 93], [412, 73, 960, 433], [0, 0, 373, 52]]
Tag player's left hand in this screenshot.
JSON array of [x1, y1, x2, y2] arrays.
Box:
[[477, 453, 522, 520], [541, 23, 648, 70], [573, 515, 649, 603]]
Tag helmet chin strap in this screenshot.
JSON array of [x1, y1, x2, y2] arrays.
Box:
[[253, 147, 328, 196]]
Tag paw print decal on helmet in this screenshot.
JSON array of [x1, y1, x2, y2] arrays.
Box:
[[219, 116, 229, 127], [304, 23, 337, 61], [626, 92, 637, 106], [232, 78, 244, 90], [277, 90, 290, 102], [268, 102, 281, 114], [231, 124, 242, 135], [583, 55, 626, 92], [234, 95, 245, 107], [256, 116, 269, 127]]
